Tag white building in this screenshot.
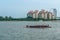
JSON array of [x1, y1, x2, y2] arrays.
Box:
[[33, 10, 39, 18], [27, 9, 55, 19], [53, 9, 57, 19], [44, 11, 48, 19], [27, 11, 33, 18], [38, 11, 42, 18], [41, 10, 45, 18], [48, 12, 52, 19], [52, 15, 55, 19], [33, 13, 36, 18]]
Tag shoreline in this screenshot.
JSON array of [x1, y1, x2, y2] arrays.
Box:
[[0, 20, 60, 21], [0, 18, 60, 21]]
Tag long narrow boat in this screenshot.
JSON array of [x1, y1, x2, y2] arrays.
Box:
[[26, 25, 51, 28]]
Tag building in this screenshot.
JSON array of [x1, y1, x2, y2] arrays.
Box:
[[48, 12, 53, 19], [44, 11, 48, 19], [53, 9, 57, 19], [38, 11, 42, 19], [33, 12, 36, 18], [27, 9, 56, 19], [33, 10, 39, 18], [38, 9, 45, 19], [52, 15, 55, 19], [27, 10, 33, 18], [41, 9, 45, 19]]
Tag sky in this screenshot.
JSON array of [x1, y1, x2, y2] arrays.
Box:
[[0, 0, 60, 18]]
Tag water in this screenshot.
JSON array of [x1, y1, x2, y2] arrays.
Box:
[[0, 21, 60, 40]]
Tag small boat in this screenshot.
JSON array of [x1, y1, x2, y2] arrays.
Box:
[[26, 25, 51, 28]]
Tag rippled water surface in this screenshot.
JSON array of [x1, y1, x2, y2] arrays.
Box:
[[0, 21, 60, 40]]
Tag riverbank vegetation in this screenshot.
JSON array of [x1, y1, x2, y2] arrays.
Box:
[[0, 16, 60, 21]]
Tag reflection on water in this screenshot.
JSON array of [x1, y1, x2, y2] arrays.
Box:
[[0, 21, 60, 40]]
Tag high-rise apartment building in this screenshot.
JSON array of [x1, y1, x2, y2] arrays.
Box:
[[53, 9, 57, 19], [33, 10, 39, 18], [27, 9, 56, 19], [27, 11, 33, 18], [44, 11, 48, 19]]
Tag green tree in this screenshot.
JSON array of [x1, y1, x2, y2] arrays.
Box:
[[9, 16, 13, 21], [5, 16, 8, 20], [0, 16, 3, 19], [9, 16, 12, 19], [0, 16, 4, 21]]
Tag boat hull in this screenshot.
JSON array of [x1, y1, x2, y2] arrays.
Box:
[[26, 25, 51, 28]]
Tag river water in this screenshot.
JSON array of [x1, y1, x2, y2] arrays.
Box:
[[0, 21, 60, 40]]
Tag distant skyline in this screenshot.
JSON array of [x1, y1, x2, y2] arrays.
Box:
[[0, 0, 60, 18]]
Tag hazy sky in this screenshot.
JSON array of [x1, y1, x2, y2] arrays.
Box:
[[0, 0, 60, 18]]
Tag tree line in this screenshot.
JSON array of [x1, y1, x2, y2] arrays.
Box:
[[0, 16, 59, 21], [0, 16, 13, 21]]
